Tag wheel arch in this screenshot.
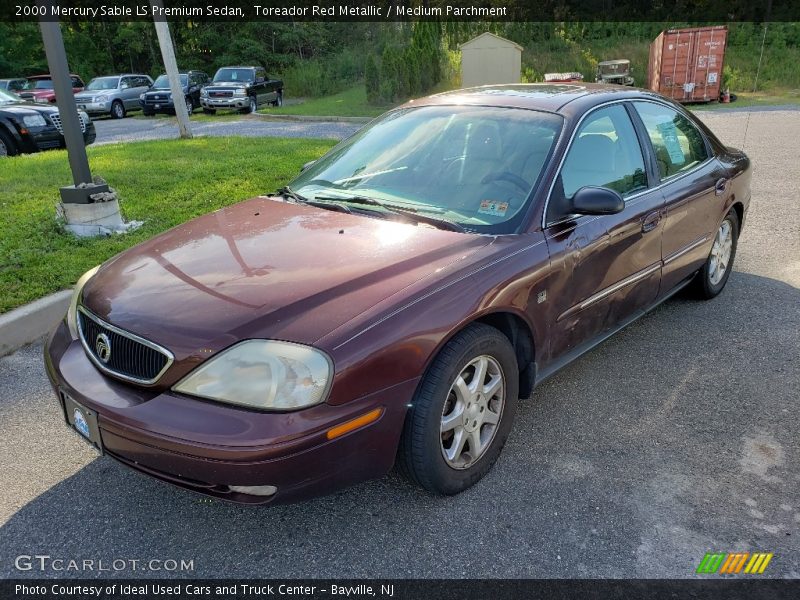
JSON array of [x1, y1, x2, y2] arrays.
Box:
[[416, 308, 538, 402]]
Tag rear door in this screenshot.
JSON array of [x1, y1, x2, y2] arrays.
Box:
[[544, 103, 664, 361], [631, 101, 726, 294]]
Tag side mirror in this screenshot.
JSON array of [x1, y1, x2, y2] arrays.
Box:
[[571, 186, 624, 215], [300, 160, 315, 172], [120, 83, 129, 90]]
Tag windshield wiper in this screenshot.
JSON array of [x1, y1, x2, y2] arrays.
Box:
[[276, 185, 309, 203], [314, 194, 465, 233], [276, 186, 353, 214]]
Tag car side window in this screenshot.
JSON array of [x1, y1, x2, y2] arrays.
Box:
[[559, 104, 648, 201], [633, 102, 709, 180]]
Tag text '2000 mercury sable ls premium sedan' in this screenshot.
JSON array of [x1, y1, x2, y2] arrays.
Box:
[[45, 84, 751, 504]]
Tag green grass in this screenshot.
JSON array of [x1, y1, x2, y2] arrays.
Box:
[[0, 136, 336, 314], [689, 90, 800, 111], [259, 86, 392, 118]]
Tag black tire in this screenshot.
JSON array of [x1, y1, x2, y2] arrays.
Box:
[[185, 96, 193, 116], [398, 323, 519, 495], [202, 108, 216, 115], [248, 95, 258, 114], [0, 127, 19, 157], [693, 209, 739, 299], [273, 91, 283, 107], [142, 110, 154, 117], [110, 100, 125, 119]]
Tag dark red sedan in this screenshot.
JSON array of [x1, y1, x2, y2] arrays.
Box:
[[45, 84, 751, 504]]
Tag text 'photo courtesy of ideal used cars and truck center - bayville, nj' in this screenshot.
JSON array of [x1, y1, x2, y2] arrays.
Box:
[[0, 0, 799, 597]]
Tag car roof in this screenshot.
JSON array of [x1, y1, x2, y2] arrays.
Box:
[[27, 73, 81, 79], [401, 83, 663, 115], [218, 66, 257, 70]]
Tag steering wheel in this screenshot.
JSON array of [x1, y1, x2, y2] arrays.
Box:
[[481, 171, 531, 193]]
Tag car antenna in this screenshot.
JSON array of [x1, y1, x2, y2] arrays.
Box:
[[741, 23, 768, 151]]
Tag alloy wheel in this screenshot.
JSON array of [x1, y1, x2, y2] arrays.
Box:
[[440, 355, 505, 469], [709, 219, 734, 286], [250, 97, 257, 113], [0, 139, 7, 157]]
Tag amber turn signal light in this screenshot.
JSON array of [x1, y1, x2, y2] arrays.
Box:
[[326, 408, 384, 440]]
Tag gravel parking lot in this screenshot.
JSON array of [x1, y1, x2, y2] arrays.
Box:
[[0, 109, 798, 579], [92, 115, 361, 146]]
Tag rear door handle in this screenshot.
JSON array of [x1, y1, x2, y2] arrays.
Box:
[[642, 211, 662, 233], [715, 178, 728, 196]]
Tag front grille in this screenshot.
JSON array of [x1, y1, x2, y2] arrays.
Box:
[[209, 90, 233, 98], [50, 112, 89, 135], [144, 95, 171, 105], [77, 307, 173, 385]]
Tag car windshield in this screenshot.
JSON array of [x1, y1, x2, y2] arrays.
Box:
[[290, 105, 563, 234], [25, 79, 53, 90], [213, 68, 253, 83], [153, 74, 188, 88], [0, 88, 22, 104], [85, 77, 120, 91]]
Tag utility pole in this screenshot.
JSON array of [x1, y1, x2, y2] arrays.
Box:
[[150, 0, 192, 139], [38, 2, 136, 236]]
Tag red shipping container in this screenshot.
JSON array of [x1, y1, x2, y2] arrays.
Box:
[[647, 26, 728, 103]]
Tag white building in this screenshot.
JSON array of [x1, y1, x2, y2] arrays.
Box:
[[460, 32, 523, 87]]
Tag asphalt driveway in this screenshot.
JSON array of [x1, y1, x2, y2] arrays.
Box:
[[0, 110, 798, 579]]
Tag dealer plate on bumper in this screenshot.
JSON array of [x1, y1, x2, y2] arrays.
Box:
[[60, 390, 103, 454]]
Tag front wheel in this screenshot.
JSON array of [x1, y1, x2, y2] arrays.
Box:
[[202, 108, 216, 115], [693, 209, 739, 299], [110, 100, 125, 119], [398, 323, 518, 495], [248, 96, 258, 114], [185, 97, 193, 116]]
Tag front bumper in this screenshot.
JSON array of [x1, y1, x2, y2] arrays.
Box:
[[140, 96, 176, 113], [44, 320, 414, 505], [75, 100, 111, 115], [16, 122, 96, 153], [200, 96, 249, 109]]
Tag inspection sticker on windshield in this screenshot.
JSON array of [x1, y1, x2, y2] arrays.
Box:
[[479, 200, 509, 217]]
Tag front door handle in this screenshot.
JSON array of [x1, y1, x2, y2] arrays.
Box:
[[642, 211, 662, 233], [715, 178, 728, 196]]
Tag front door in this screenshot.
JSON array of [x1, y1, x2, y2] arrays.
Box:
[[631, 101, 728, 294], [544, 103, 664, 363]]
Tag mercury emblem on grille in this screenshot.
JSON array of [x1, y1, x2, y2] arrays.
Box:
[[95, 333, 112, 364]]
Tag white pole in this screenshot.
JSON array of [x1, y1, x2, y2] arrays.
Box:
[[149, 0, 192, 139]]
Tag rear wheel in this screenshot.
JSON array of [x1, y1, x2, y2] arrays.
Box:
[[273, 91, 283, 107], [399, 323, 518, 495], [111, 100, 125, 119], [0, 127, 18, 156], [693, 209, 739, 299]]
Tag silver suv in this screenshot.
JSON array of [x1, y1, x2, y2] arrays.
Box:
[[74, 74, 153, 119]]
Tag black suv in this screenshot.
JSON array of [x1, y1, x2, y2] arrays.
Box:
[[200, 66, 283, 114], [140, 71, 210, 116]]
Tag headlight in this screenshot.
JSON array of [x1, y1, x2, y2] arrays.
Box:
[[200, 88, 208, 97], [22, 114, 46, 127], [66, 266, 99, 339], [139, 93, 146, 101], [233, 88, 246, 96], [173, 340, 333, 411], [94, 95, 108, 103]]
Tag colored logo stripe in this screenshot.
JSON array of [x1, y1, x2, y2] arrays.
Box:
[[697, 552, 774, 574], [744, 553, 774, 574]]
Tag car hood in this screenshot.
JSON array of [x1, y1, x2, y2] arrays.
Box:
[[81, 197, 492, 362], [19, 89, 54, 99], [0, 102, 59, 116], [206, 81, 248, 88]]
